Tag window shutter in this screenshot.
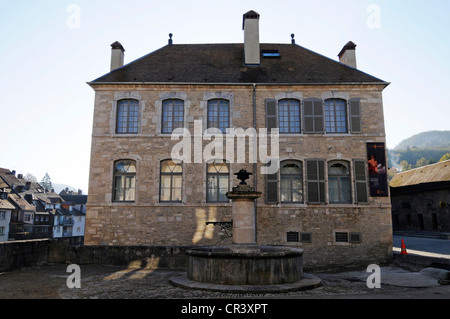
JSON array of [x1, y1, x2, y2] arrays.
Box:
[[349, 99, 362, 133], [265, 99, 278, 131], [306, 160, 325, 204], [266, 172, 278, 204], [353, 159, 368, 203], [303, 99, 323, 133]]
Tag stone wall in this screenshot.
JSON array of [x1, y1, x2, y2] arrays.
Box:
[[85, 84, 392, 269], [0, 239, 50, 272], [391, 188, 450, 232]]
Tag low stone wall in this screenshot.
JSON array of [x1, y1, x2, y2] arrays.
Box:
[[48, 239, 189, 269], [0, 239, 190, 272], [0, 239, 50, 272]]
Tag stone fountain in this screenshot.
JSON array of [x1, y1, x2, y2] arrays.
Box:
[[170, 169, 321, 293]]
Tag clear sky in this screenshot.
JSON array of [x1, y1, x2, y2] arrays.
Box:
[[1, 0, 449, 193]]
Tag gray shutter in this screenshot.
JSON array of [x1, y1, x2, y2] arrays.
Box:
[[314, 99, 324, 133], [303, 99, 323, 133], [265, 163, 278, 204], [265, 99, 278, 132], [349, 99, 362, 133], [353, 159, 368, 203], [306, 160, 325, 204]]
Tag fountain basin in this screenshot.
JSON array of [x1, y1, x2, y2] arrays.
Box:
[[186, 245, 303, 285]]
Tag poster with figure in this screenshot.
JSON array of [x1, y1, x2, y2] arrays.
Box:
[[367, 143, 388, 197]]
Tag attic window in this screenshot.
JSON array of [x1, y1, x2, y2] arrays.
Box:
[[262, 50, 280, 58]]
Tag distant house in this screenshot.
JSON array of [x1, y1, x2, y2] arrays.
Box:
[[390, 160, 450, 232], [0, 182, 14, 242], [0, 167, 86, 243]]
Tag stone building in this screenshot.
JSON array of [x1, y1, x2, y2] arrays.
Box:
[[86, 11, 392, 269], [390, 160, 450, 233]]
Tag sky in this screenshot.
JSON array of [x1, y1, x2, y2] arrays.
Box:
[[1, 0, 449, 193]]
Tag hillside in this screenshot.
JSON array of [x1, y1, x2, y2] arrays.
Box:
[[393, 130, 450, 151], [389, 130, 450, 169]]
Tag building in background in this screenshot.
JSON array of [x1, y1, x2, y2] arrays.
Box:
[[390, 160, 450, 233]]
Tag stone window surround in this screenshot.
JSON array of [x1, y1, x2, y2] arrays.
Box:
[[110, 91, 145, 136], [156, 92, 191, 136]]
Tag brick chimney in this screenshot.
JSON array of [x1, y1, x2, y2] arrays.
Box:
[[110, 41, 125, 71], [338, 41, 357, 69], [243, 10, 260, 65]]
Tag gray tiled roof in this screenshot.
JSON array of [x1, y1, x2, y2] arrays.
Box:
[[90, 43, 387, 85]]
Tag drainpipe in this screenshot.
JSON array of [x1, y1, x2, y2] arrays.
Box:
[[252, 83, 258, 243]]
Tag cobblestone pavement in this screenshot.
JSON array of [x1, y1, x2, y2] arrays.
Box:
[[0, 264, 449, 299]]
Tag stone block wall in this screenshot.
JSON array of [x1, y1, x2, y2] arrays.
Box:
[[86, 84, 392, 269]]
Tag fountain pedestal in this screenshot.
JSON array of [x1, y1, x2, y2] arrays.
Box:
[[226, 184, 261, 253]]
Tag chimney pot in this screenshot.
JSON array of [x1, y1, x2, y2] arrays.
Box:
[[110, 41, 125, 71], [243, 10, 261, 65], [338, 41, 357, 69]]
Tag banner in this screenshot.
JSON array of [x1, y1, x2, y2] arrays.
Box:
[[367, 143, 388, 197]]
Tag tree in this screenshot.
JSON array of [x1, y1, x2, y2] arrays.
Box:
[[439, 153, 450, 162], [400, 160, 411, 171], [24, 173, 37, 182], [40, 172, 53, 191], [414, 157, 430, 168]]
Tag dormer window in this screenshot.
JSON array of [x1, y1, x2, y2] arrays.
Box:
[[262, 50, 280, 58]]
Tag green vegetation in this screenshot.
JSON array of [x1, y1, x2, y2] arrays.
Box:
[[388, 130, 450, 172]]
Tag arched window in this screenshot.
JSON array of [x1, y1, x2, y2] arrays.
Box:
[[160, 160, 182, 202], [113, 160, 136, 202], [280, 160, 303, 203], [116, 99, 139, 134], [278, 99, 301, 133], [324, 99, 348, 133], [162, 99, 184, 134], [328, 161, 351, 203], [206, 161, 229, 202], [207, 99, 229, 134]]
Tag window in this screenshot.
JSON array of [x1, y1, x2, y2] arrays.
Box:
[[328, 161, 351, 203], [116, 99, 139, 134], [262, 50, 281, 58], [0, 211, 6, 219], [206, 161, 229, 202], [306, 160, 326, 204], [278, 100, 301, 133], [113, 160, 136, 202], [160, 160, 182, 202], [207, 99, 229, 133], [162, 99, 184, 134], [280, 161, 303, 203], [325, 99, 347, 133], [0, 227, 4, 236]]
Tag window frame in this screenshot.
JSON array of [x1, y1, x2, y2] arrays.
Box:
[[161, 99, 185, 134], [280, 160, 304, 203], [159, 160, 183, 203], [207, 99, 230, 134], [328, 160, 352, 204], [278, 99, 301, 134], [206, 161, 230, 203], [324, 99, 348, 134], [116, 99, 139, 134], [112, 160, 137, 202]]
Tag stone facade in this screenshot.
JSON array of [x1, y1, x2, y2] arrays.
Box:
[[86, 83, 392, 268]]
